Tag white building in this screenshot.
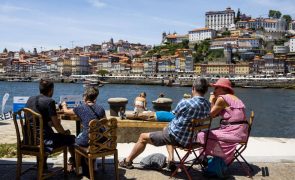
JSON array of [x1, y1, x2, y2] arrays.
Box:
[[205, 7, 235, 31], [290, 36, 295, 52], [188, 28, 216, 43], [273, 45, 289, 54], [236, 18, 287, 32], [210, 37, 260, 51]]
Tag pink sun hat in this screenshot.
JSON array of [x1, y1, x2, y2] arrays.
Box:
[[211, 78, 234, 94]]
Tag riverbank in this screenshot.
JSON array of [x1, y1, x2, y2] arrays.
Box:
[[2, 76, 295, 89], [1, 74, 295, 89]]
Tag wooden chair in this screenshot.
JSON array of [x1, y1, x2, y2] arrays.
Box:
[[75, 117, 118, 180], [13, 108, 68, 180], [171, 116, 212, 180], [229, 111, 255, 176]]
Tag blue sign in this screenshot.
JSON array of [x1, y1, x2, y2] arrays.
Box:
[[13, 96, 29, 112]]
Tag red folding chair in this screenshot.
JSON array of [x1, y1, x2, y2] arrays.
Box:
[[170, 116, 212, 180], [229, 110, 255, 177]]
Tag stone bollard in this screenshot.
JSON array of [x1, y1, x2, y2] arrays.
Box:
[[152, 98, 173, 112], [108, 98, 128, 117]]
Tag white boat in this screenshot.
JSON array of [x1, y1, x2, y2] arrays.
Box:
[[82, 79, 103, 88]]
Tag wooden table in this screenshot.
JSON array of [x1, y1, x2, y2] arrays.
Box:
[[58, 112, 169, 142]]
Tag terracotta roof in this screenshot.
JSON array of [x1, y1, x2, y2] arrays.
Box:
[[189, 27, 212, 32]]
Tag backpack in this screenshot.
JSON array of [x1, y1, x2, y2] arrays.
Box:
[[203, 156, 228, 178]]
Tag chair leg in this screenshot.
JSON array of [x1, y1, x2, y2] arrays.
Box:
[[114, 151, 119, 180], [37, 156, 44, 180], [102, 156, 105, 172], [171, 149, 192, 180], [63, 148, 68, 175], [16, 152, 22, 180], [75, 152, 82, 176], [88, 158, 94, 180]]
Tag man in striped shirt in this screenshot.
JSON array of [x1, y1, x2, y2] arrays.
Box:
[[119, 77, 211, 170]]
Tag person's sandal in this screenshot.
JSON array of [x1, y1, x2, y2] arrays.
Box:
[[167, 161, 177, 172], [119, 158, 134, 169]]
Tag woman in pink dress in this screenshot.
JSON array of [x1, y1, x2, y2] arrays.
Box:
[[197, 78, 248, 164]]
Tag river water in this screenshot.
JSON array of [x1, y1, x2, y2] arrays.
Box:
[[1, 81, 295, 138]]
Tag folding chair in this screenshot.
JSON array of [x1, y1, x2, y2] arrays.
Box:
[[171, 116, 212, 180], [229, 110, 255, 176]]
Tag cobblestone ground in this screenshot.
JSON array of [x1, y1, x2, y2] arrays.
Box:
[[1, 160, 295, 180]]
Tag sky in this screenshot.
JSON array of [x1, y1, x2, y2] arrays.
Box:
[[1, 0, 295, 52]]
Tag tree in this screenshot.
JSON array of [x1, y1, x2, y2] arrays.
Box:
[[235, 8, 241, 23], [282, 14, 292, 24], [181, 39, 189, 49], [3, 48, 7, 53], [97, 69, 109, 76], [268, 10, 281, 19]]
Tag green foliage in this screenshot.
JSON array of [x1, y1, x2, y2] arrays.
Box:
[[182, 39, 189, 49], [221, 31, 231, 37], [3, 48, 7, 53], [207, 49, 224, 60], [0, 144, 17, 158], [268, 10, 282, 19], [282, 14, 292, 24], [97, 69, 109, 76], [235, 8, 241, 23], [193, 40, 211, 62], [274, 39, 286, 45], [144, 43, 187, 57]]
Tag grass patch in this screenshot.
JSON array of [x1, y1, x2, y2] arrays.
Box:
[[0, 144, 17, 158], [0, 144, 61, 158]]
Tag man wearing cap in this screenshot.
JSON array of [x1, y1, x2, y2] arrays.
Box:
[[197, 78, 248, 165], [119, 77, 211, 170]]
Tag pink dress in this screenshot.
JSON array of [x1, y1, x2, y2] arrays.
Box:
[[197, 94, 248, 164]]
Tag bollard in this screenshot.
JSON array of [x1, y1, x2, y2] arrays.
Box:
[[152, 98, 173, 112], [107, 98, 128, 116]]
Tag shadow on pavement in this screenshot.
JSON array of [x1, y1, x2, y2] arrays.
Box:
[[227, 161, 261, 177], [0, 122, 9, 126]]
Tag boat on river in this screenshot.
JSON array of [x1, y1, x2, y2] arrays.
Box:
[[82, 79, 104, 88]]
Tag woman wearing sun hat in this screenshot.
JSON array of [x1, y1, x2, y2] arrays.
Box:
[[197, 78, 248, 165]]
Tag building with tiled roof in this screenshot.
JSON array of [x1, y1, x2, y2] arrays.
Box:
[[162, 33, 189, 44], [205, 7, 235, 30], [236, 18, 287, 32], [290, 36, 295, 53], [188, 27, 216, 43]]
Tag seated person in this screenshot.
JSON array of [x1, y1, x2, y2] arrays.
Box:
[[119, 78, 211, 170], [25, 79, 76, 167], [126, 111, 175, 122], [197, 78, 248, 165], [133, 92, 147, 113], [61, 87, 106, 147]]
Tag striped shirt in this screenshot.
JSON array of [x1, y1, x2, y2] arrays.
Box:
[[168, 96, 210, 147]]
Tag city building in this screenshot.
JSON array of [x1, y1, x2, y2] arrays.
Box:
[[195, 62, 249, 75], [185, 55, 194, 72], [210, 37, 260, 51], [273, 45, 289, 54], [71, 55, 90, 75], [205, 7, 235, 30], [188, 28, 216, 43], [290, 36, 295, 52], [236, 18, 287, 32], [162, 33, 189, 44]]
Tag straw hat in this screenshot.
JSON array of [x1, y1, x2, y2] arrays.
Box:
[[211, 78, 234, 94]]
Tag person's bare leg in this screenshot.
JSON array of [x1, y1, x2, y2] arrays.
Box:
[[125, 133, 152, 163], [166, 145, 174, 162]]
